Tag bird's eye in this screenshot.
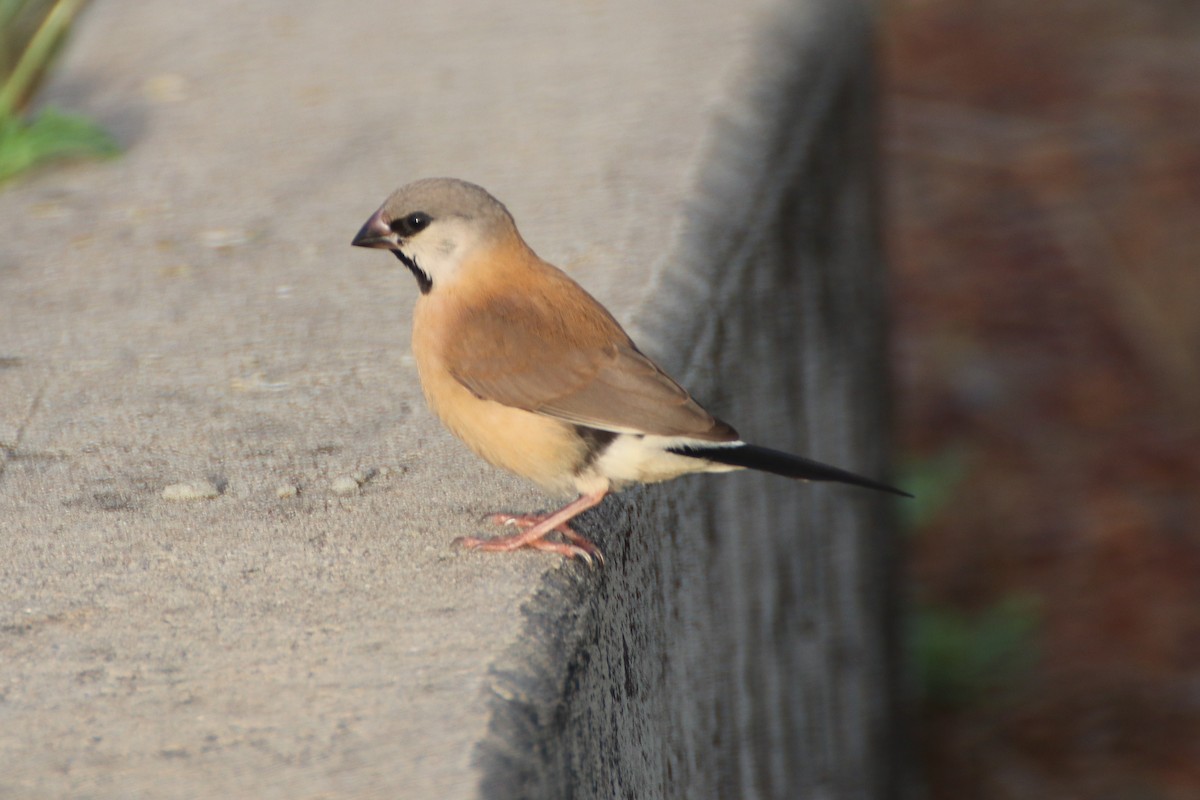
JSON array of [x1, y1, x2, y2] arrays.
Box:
[[391, 212, 431, 236]]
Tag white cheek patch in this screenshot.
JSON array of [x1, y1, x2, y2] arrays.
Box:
[[404, 218, 485, 287]]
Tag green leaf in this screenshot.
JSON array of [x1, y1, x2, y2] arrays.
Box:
[[0, 106, 119, 183], [898, 446, 971, 532], [912, 594, 1040, 709]]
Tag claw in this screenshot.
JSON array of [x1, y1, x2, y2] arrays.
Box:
[[455, 532, 601, 563], [487, 512, 540, 529]]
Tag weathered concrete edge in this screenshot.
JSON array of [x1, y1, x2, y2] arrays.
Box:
[[474, 3, 897, 798]]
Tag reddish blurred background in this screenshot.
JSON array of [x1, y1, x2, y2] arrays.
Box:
[[884, 1, 1200, 797]]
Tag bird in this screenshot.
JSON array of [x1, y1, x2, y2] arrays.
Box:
[[352, 178, 909, 564]]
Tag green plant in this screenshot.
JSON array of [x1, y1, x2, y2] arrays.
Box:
[[898, 449, 1041, 708], [898, 446, 970, 532], [0, 0, 118, 185], [912, 594, 1040, 709]]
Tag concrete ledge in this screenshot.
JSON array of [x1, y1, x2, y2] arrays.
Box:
[[0, 1, 898, 798]]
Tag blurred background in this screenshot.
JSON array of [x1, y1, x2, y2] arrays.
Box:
[[4, 0, 1198, 797], [885, 1, 1200, 798]]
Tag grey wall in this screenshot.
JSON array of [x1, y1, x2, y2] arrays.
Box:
[[479, 6, 903, 799]]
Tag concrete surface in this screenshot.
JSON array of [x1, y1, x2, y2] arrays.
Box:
[[0, 1, 900, 798]]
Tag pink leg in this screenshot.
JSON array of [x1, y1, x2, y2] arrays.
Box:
[[489, 513, 606, 565], [456, 489, 608, 565]]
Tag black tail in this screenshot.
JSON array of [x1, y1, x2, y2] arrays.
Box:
[[669, 443, 913, 498]]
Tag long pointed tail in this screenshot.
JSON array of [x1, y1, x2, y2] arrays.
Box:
[[669, 443, 912, 498]]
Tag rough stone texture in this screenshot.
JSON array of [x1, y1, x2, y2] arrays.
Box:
[[0, 1, 899, 798], [479, 7, 903, 799]]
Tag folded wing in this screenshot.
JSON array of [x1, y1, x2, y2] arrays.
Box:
[[443, 269, 737, 442]]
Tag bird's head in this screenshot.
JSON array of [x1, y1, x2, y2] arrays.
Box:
[[351, 178, 517, 294]]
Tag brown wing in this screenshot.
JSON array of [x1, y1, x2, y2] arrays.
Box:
[[442, 268, 737, 442]]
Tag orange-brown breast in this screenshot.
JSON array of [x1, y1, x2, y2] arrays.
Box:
[[410, 242, 599, 495]]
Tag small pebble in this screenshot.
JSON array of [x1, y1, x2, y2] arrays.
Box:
[[330, 469, 375, 495], [199, 228, 249, 249], [162, 480, 221, 501], [330, 475, 361, 495], [142, 73, 189, 103]]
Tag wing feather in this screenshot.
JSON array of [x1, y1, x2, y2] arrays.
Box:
[[442, 268, 736, 442]]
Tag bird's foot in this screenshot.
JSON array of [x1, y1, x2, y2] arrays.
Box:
[[451, 512, 604, 565], [490, 513, 605, 564], [488, 512, 555, 530], [454, 531, 600, 565]]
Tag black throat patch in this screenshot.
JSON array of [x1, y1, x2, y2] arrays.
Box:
[[391, 250, 432, 294]]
